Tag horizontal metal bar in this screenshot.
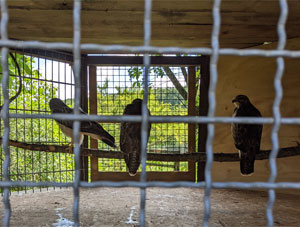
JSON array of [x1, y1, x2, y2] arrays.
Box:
[[86, 56, 203, 66], [5, 113, 300, 125], [1, 40, 300, 58], [9, 74, 75, 86], [0, 40, 73, 51], [213, 182, 300, 189], [0, 181, 300, 190], [81, 181, 300, 189], [6, 170, 75, 176], [0, 181, 73, 188]]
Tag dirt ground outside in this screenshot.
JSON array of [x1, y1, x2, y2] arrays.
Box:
[[0, 187, 300, 226]]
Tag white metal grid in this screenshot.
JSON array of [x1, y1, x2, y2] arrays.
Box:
[[0, 0, 298, 227]]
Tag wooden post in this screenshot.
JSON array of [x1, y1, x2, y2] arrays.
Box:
[[188, 66, 196, 180], [198, 56, 210, 181], [80, 55, 89, 181], [89, 65, 99, 181]]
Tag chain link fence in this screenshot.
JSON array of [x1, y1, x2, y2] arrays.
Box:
[[1, 0, 300, 227]]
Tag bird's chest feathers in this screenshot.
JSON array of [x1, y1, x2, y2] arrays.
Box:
[[58, 123, 84, 145], [233, 107, 248, 117], [58, 123, 75, 138]]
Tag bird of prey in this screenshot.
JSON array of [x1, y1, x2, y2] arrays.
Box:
[[120, 99, 151, 176], [49, 98, 116, 150], [231, 95, 263, 176]]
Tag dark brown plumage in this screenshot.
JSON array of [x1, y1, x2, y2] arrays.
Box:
[[49, 98, 116, 148], [231, 95, 263, 176], [120, 99, 151, 176]]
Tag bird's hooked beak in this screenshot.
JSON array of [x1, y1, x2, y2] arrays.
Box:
[[232, 98, 240, 107]]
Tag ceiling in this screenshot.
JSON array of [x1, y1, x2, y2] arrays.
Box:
[[4, 0, 300, 50]]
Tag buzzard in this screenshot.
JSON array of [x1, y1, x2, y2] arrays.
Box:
[[231, 95, 263, 176], [49, 98, 116, 149], [120, 99, 151, 176]]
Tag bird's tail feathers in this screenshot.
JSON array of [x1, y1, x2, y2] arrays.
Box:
[[240, 151, 255, 176], [85, 132, 117, 148], [124, 151, 140, 176], [101, 136, 117, 148]]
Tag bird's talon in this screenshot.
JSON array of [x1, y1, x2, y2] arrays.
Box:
[[64, 143, 73, 154], [68, 145, 73, 154]]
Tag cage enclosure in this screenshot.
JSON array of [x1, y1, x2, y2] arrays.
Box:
[[0, 51, 209, 188], [1, 1, 300, 226]]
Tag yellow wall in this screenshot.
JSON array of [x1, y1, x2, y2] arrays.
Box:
[[211, 38, 300, 188]]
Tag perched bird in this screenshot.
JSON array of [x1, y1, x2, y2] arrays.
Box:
[[231, 95, 263, 176], [49, 98, 116, 150], [120, 99, 151, 176]]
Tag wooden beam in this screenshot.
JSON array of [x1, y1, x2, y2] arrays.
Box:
[[9, 9, 297, 27], [5, 0, 286, 12], [13, 49, 73, 64], [92, 172, 194, 182], [8, 22, 300, 49], [6, 0, 296, 15], [87, 56, 203, 66], [88, 65, 99, 181], [188, 66, 196, 180], [198, 56, 210, 181], [4, 0, 300, 48], [8, 22, 298, 40]]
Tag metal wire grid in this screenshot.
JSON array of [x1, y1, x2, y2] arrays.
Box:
[[0, 50, 76, 193], [96, 65, 188, 172], [0, 0, 297, 227]]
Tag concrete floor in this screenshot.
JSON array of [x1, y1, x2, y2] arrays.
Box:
[[0, 187, 300, 226]]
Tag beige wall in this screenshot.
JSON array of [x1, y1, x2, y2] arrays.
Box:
[[211, 38, 300, 188]]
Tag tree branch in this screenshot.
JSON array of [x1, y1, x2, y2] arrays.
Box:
[[2, 138, 300, 162], [163, 67, 187, 100], [0, 52, 23, 112], [180, 67, 188, 83]]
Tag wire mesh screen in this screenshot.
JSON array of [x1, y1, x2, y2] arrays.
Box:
[[1, 0, 299, 227], [95, 65, 191, 172], [0, 50, 75, 193]]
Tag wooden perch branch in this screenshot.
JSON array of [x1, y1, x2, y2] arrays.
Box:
[[1, 138, 300, 162], [163, 66, 187, 100]]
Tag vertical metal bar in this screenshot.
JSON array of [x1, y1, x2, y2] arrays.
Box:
[[188, 66, 196, 180], [204, 0, 221, 226], [70, 59, 75, 182], [30, 53, 34, 192], [21, 52, 25, 192], [88, 65, 99, 181], [198, 56, 210, 182], [13, 51, 19, 192], [64, 58, 68, 183], [140, 0, 152, 226], [51, 55, 54, 189], [58, 61, 62, 186], [37, 56, 41, 191], [0, 0, 11, 225], [44, 55, 48, 190], [266, 0, 288, 226], [80, 55, 89, 181], [72, 0, 81, 226]]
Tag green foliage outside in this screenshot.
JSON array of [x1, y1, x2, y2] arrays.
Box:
[[0, 54, 74, 192]]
